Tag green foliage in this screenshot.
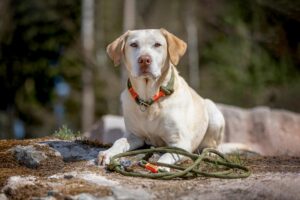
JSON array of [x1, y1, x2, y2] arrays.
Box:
[[227, 153, 245, 166], [1, 0, 300, 139], [0, 0, 81, 137], [53, 125, 81, 140], [199, 0, 300, 108]]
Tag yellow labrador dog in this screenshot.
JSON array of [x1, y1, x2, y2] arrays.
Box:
[[98, 29, 225, 167]]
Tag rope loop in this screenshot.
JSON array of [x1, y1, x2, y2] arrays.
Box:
[[108, 147, 251, 180]]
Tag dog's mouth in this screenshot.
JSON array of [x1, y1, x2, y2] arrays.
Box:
[[131, 71, 156, 80], [139, 72, 158, 80], [130, 63, 160, 79], [140, 71, 152, 76]]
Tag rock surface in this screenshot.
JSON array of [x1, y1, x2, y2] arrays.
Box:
[[83, 106, 300, 156], [12, 145, 48, 168], [2, 176, 36, 194], [0, 193, 8, 200], [83, 115, 126, 145], [0, 138, 300, 200], [11, 144, 63, 168], [180, 172, 300, 200], [218, 105, 300, 156], [111, 186, 153, 200], [1, 106, 300, 199], [42, 140, 105, 162]]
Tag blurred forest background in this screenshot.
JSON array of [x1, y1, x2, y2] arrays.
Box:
[[0, 0, 299, 139]]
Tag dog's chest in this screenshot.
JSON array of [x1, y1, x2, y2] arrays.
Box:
[[121, 87, 185, 146], [131, 107, 162, 142], [124, 103, 177, 146]]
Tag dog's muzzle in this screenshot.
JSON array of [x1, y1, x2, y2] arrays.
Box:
[[138, 55, 152, 74]]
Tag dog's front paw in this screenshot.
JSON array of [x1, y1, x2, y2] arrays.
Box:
[[158, 166, 170, 172], [97, 150, 115, 166]]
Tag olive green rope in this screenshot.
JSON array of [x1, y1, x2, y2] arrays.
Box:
[[107, 147, 251, 180]]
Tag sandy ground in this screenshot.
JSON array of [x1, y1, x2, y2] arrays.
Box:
[[0, 138, 300, 200]]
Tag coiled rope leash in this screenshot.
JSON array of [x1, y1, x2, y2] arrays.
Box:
[[107, 147, 251, 180]]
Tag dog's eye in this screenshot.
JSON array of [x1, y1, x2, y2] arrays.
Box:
[[154, 43, 161, 47], [130, 43, 138, 48]]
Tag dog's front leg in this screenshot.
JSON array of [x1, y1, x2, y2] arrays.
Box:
[[97, 134, 144, 166], [157, 141, 192, 171]]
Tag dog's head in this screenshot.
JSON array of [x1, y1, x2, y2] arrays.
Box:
[[107, 29, 187, 79]]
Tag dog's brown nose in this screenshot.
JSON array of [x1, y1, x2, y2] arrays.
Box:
[[138, 55, 152, 66]]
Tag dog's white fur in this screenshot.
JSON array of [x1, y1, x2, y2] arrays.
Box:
[[98, 29, 225, 166]]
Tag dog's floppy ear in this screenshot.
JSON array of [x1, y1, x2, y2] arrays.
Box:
[[160, 28, 187, 66], [106, 31, 130, 66]]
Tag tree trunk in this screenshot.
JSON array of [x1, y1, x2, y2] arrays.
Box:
[[185, 0, 200, 91], [81, 0, 95, 131], [122, 0, 136, 88]]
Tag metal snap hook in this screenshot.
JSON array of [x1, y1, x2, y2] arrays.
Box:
[[139, 101, 149, 112]]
